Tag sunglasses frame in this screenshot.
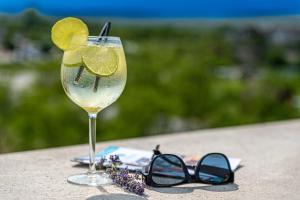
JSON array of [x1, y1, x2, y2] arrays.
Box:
[[141, 153, 234, 187]]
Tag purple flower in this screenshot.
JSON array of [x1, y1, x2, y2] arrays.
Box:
[[106, 155, 145, 196], [109, 155, 121, 164]]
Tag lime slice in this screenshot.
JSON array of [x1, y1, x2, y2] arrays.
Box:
[[81, 45, 119, 76], [63, 47, 83, 67], [51, 17, 88, 50]]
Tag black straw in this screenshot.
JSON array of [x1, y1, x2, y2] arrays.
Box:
[[73, 22, 111, 90], [93, 22, 111, 92], [98, 22, 111, 41]]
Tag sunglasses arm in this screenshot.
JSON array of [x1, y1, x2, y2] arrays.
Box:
[[228, 171, 234, 183], [151, 144, 162, 159]]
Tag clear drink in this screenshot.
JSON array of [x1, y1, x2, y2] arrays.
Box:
[[61, 37, 126, 114]]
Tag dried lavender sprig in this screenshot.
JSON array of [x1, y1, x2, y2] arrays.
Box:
[[107, 168, 145, 196], [110, 154, 122, 164], [106, 155, 146, 196]]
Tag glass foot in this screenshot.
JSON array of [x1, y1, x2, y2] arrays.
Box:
[[67, 172, 112, 187]]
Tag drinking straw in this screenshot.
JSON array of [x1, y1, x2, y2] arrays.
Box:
[[93, 22, 111, 92], [73, 22, 111, 93]]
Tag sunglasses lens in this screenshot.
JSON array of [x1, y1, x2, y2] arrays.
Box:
[[151, 155, 186, 185], [198, 154, 230, 184]]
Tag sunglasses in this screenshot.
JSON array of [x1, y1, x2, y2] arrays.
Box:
[[141, 146, 234, 187]]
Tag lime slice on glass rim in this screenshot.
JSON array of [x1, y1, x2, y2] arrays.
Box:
[[81, 45, 119, 76], [51, 17, 88, 50]]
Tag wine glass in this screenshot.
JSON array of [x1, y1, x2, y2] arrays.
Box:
[[61, 36, 127, 186]]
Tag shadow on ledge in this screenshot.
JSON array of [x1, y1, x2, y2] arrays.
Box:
[[87, 193, 147, 200], [149, 183, 239, 194]]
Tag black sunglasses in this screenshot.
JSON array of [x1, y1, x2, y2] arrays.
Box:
[[141, 146, 234, 187]]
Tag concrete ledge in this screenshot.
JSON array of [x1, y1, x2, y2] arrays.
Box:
[[1, 119, 300, 199]]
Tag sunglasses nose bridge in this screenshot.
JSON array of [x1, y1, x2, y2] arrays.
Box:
[[187, 174, 197, 183]]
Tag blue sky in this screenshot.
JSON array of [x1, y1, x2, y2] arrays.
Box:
[[0, 0, 299, 18]]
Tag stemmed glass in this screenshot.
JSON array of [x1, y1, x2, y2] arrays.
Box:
[[61, 36, 127, 186]]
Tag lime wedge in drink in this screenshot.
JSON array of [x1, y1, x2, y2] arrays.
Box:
[[81, 45, 119, 76]]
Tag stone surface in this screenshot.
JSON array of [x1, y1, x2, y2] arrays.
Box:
[[1, 120, 300, 200]]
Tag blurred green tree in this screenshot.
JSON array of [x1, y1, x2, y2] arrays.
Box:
[[0, 11, 300, 152]]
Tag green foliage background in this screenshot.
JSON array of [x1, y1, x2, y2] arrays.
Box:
[[1, 11, 300, 152]]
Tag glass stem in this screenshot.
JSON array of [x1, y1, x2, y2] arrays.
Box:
[[88, 113, 97, 175]]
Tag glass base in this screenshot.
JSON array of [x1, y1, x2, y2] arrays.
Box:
[[67, 172, 112, 187]]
